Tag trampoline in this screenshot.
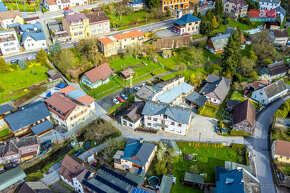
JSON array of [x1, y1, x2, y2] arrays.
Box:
[[148, 176, 160, 188]]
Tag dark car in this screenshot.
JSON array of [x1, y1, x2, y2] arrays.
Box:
[[84, 140, 91, 150], [42, 143, 54, 151], [73, 149, 84, 157], [10, 59, 19, 64]]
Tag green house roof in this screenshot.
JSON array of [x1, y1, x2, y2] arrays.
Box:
[[184, 172, 204, 184], [0, 166, 26, 191], [160, 175, 173, 193]]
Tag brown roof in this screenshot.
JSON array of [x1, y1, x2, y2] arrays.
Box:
[[0, 10, 21, 20], [233, 99, 256, 127], [113, 30, 144, 40], [64, 13, 88, 25], [275, 140, 290, 157], [248, 80, 269, 89], [120, 68, 134, 78], [45, 0, 56, 5], [77, 94, 95, 105], [24, 16, 39, 22], [98, 37, 113, 45], [226, 0, 248, 6], [59, 85, 77, 94], [268, 61, 287, 76], [18, 182, 53, 193], [84, 63, 113, 83], [121, 102, 145, 123], [272, 29, 289, 38], [85, 11, 109, 24]]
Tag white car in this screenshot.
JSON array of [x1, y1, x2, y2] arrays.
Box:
[[134, 86, 141, 91], [113, 98, 120, 105]]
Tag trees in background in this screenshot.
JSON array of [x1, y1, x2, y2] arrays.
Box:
[[252, 43, 279, 62], [36, 49, 48, 65], [146, 0, 160, 9], [214, 0, 224, 20], [240, 56, 255, 74], [0, 57, 8, 72], [49, 41, 61, 56], [124, 42, 142, 59], [245, 0, 259, 10], [76, 38, 102, 65]]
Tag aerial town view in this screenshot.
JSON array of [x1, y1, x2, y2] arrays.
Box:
[[0, 0, 289, 192]]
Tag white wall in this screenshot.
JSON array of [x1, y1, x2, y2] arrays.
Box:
[[23, 36, 47, 51], [0, 30, 20, 55], [259, 1, 280, 10]]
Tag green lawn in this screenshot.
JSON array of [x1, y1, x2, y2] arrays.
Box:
[[199, 106, 216, 118], [231, 92, 244, 102], [0, 128, 11, 138], [287, 27, 290, 36], [0, 66, 48, 104], [5, 1, 40, 12], [171, 142, 247, 192], [213, 19, 254, 35]]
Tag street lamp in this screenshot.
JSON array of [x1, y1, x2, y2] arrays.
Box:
[[199, 133, 201, 142]]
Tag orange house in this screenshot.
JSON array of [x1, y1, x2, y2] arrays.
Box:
[[161, 0, 190, 11]]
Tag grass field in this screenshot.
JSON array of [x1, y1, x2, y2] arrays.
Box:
[[287, 27, 290, 36], [0, 128, 11, 138], [171, 142, 247, 193], [213, 19, 254, 35], [231, 92, 244, 101], [0, 66, 48, 104], [199, 106, 216, 118], [5, 1, 40, 12]]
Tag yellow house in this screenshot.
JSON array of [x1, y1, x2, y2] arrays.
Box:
[[62, 13, 90, 41], [161, 0, 190, 11], [272, 140, 290, 164]]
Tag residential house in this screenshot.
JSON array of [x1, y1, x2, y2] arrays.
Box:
[[121, 101, 145, 129], [45, 86, 95, 130], [223, 0, 248, 19], [47, 69, 62, 81], [0, 167, 26, 192], [0, 29, 20, 56], [142, 101, 193, 135], [248, 80, 269, 91], [257, 0, 280, 10], [267, 61, 287, 79], [185, 91, 207, 109], [173, 14, 201, 35], [82, 165, 138, 193], [215, 167, 260, 193], [251, 79, 288, 105], [268, 29, 289, 47], [0, 136, 40, 163], [232, 99, 256, 134], [159, 175, 174, 193], [19, 23, 42, 34], [47, 21, 71, 44], [272, 140, 290, 164], [98, 30, 145, 57], [4, 101, 51, 137], [0, 10, 23, 29], [275, 6, 286, 24], [70, 0, 88, 7], [161, 0, 189, 11], [81, 63, 114, 89], [59, 155, 95, 193], [184, 172, 205, 188], [85, 11, 110, 36], [43, 0, 70, 12], [199, 74, 231, 106], [113, 138, 157, 175], [23, 16, 40, 24], [18, 182, 53, 193], [62, 13, 90, 41], [21, 32, 48, 51], [0, 104, 15, 119], [128, 0, 145, 11], [120, 68, 134, 80]]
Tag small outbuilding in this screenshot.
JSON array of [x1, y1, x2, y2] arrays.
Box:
[[120, 68, 135, 80], [162, 50, 172, 58], [47, 70, 62, 81], [184, 172, 205, 189]]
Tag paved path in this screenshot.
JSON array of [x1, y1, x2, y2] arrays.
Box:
[[245, 95, 290, 193]]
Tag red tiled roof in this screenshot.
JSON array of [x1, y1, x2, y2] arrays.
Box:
[[45, 0, 56, 5], [76, 95, 95, 105], [98, 37, 113, 45], [59, 85, 77, 94], [275, 140, 290, 157], [248, 81, 269, 89], [84, 63, 113, 83], [45, 92, 76, 114], [113, 30, 144, 40]]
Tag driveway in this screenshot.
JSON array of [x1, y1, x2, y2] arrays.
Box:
[[245, 95, 290, 193], [156, 28, 179, 38]]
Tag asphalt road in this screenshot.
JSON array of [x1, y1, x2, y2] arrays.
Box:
[[245, 95, 290, 193]]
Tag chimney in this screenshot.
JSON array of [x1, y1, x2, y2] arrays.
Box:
[[140, 138, 144, 143], [33, 26, 37, 32]]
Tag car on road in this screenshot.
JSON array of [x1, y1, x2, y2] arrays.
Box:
[[113, 98, 120, 105], [10, 59, 18, 64], [73, 149, 84, 157], [147, 81, 154, 86], [84, 140, 91, 150], [117, 96, 125, 102], [27, 56, 36, 61], [134, 86, 141, 91], [121, 94, 128, 100]]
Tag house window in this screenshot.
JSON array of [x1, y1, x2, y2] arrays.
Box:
[[74, 115, 76, 118], [153, 118, 157, 121], [178, 123, 182, 127], [163, 115, 167, 119], [129, 123, 133, 127], [147, 123, 151, 126], [171, 122, 175, 125], [161, 120, 165, 124], [70, 117, 73, 120], [148, 116, 151, 120]]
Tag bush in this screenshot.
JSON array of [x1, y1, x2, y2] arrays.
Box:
[[233, 74, 242, 83], [263, 58, 273, 65], [231, 143, 244, 150]]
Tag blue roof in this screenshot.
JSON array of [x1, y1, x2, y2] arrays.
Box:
[[56, 82, 66, 89], [0, 104, 15, 115], [31, 120, 53, 135], [174, 14, 201, 26], [7, 23, 20, 28], [216, 169, 245, 193], [4, 101, 50, 132], [132, 188, 149, 193], [19, 22, 42, 32], [21, 31, 46, 43], [66, 89, 86, 99], [0, 2, 7, 12], [129, 0, 144, 4], [275, 6, 286, 16]]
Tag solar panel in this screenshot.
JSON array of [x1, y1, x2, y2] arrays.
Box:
[[67, 89, 86, 99], [82, 180, 106, 193], [94, 175, 128, 193]]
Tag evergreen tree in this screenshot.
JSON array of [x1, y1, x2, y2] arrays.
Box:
[[197, 12, 203, 19], [200, 20, 213, 36], [214, 0, 224, 19], [49, 41, 61, 56], [146, 0, 160, 9], [0, 57, 8, 72], [211, 15, 219, 28], [36, 49, 48, 65], [193, 4, 198, 17]]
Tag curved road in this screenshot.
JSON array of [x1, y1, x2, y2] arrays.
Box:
[[245, 95, 289, 193]]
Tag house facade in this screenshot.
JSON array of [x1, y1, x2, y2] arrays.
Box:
[[272, 140, 290, 164], [128, 0, 145, 10], [81, 63, 114, 89], [98, 30, 145, 57], [21, 32, 48, 51], [85, 11, 110, 36], [161, 0, 189, 11], [232, 100, 256, 134], [121, 102, 145, 129], [114, 139, 157, 175], [0, 29, 20, 56], [142, 101, 193, 135], [251, 79, 288, 105], [173, 14, 201, 35], [267, 61, 287, 79], [44, 0, 88, 12], [62, 13, 90, 41], [268, 29, 289, 47], [257, 0, 280, 10], [223, 0, 248, 19], [0, 10, 23, 29], [0, 136, 40, 164]]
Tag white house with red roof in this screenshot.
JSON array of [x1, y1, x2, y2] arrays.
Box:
[[44, 86, 95, 130], [81, 63, 114, 89]]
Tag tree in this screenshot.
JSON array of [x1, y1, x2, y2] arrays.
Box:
[[249, 71, 258, 80], [156, 142, 167, 162], [0, 57, 8, 72], [263, 58, 273, 65], [257, 74, 271, 82], [166, 8, 171, 17], [77, 38, 102, 65], [252, 42, 279, 62], [124, 43, 142, 59], [49, 41, 61, 56], [146, 0, 160, 9], [211, 16, 219, 29], [240, 57, 256, 74], [200, 21, 212, 36], [193, 4, 198, 17], [245, 0, 259, 10], [55, 49, 74, 73], [214, 0, 224, 19], [36, 49, 48, 64], [249, 50, 258, 61]]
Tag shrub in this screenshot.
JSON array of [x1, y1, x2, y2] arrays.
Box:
[[263, 58, 273, 65]]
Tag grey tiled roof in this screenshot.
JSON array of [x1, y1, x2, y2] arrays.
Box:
[[0, 104, 15, 115], [0, 167, 26, 191], [121, 102, 145, 123], [264, 80, 288, 99], [142, 101, 193, 124], [185, 91, 207, 107]]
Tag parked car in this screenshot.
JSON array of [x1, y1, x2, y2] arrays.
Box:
[[113, 98, 120, 105], [27, 56, 36, 61], [147, 81, 154, 86], [121, 94, 128, 100], [42, 142, 54, 151], [73, 149, 84, 157], [117, 96, 125, 102], [243, 89, 250, 96], [10, 59, 18, 64], [134, 86, 141, 91], [91, 161, 98, 168], [84, 140, 91, 150]]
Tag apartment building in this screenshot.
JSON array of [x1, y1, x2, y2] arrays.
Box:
[[223, 0, 248, 19], [0, 29, 20, 56], [98, 30, 145, 57], [161, 0, 189, 11], [257, 0, 280, 10], [62, 12, 90, 41], [173, 14, 201, 35], [0, 10, 23, 29], [85, 11, 110, 36], [142, 101, 193, 135], [44, 0, 88, 12]]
